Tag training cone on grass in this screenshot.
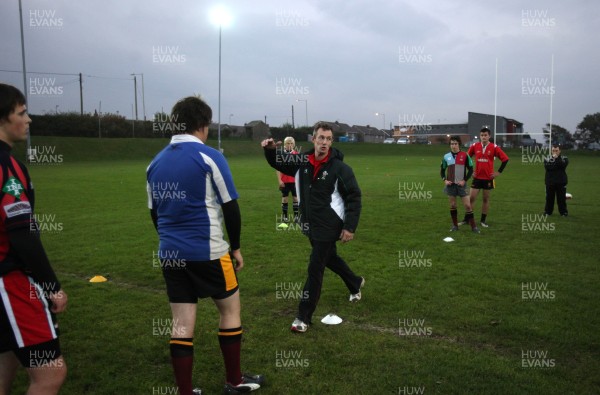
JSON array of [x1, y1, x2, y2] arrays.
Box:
[[89, 275, 108, 283], [321, 314, 343, 325]]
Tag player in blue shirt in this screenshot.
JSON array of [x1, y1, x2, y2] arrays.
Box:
[[147, 96, 263, 395]]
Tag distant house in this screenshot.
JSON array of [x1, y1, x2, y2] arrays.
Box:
[[244, 120, 270, 141], [352, 125, 389, 143], [397, 112, 524, 145], [320, 121, 359, 142], [213, 124, 246, 138]]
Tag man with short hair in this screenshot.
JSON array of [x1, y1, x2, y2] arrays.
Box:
[[147, 96, 263, 395], [461, 127, 509, 227], [0, 83, 68, 395], [262, 122, 364, 333], [441, 136, 479, 233]]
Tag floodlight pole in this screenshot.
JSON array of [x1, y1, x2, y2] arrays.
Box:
[[131, 75, 138, 121], [297, 99, 308, 126], [19, 0, 30, 161], [141, 73, 146, 121]]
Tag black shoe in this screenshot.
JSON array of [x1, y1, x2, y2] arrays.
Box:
[[561, 213, 568, 217], [450, 225, 459, 232], [472, 227, 481, 234], [223, 373, 265, 394], [193, 389, 203, 395], [282, 214, 289, 222]]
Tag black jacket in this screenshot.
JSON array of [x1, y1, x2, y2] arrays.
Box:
[[265, 146, 361, 241], [544, 155, 568, 185]]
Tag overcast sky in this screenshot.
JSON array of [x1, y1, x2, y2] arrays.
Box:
[[1, 0, 599, 137]]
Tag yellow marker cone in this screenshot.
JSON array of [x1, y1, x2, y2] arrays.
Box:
[[89, 275, 108, 283]]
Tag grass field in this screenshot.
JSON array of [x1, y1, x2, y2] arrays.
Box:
[[9, 137, 600, 394]]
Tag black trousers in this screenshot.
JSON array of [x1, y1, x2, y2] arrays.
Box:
[[545, 183, 568, 215], [297, 239, 362, 324]]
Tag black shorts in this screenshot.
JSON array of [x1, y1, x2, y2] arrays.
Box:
[[471, 178, 495, 190], [162, 253, 239, 303], [12, 339, 63, 368], [444, 184, 469, 197], [280, 183, 297, 197]]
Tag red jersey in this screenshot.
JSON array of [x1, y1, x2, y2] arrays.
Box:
[[279, 150, 298, 183], [0, 141, 59, 350], [467, 142, 509, 180], [0, 146, 34, 263]]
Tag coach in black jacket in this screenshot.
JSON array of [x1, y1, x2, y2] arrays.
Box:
[[262, 122, 364, 333], [544, 144, 569, 216]]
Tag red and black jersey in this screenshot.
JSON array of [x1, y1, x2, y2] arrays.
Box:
[[0, 141, 61, 353], [0, 140, 59, 292], [467, 142, 509, 180], [0, 141, 35, 263]]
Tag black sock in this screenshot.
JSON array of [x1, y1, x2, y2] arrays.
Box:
[[466, 211, 475, 228], [481, 213, 487, 223], [450, 208, 458, 226], [282, 202, 288, 216]]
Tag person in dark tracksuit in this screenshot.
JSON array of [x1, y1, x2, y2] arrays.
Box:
[[544, 144, 569, 216], [262, 122, 364, 333]]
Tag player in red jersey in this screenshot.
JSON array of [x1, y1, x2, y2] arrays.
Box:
[[462, 128, 509, 227], [0, 84, 67, 394], [276, 137, 299, 222]]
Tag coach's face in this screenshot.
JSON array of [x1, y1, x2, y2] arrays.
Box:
[[0, 104, 31, 145], [312, 128, 333, 159]]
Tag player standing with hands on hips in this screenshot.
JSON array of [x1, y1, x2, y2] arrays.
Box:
[[460, 127, 509, 228], [0, 83, 68, 395], [262, 122, 364, 333], [147, 96, 264, 394]]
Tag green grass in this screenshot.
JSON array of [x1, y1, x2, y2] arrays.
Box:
[[9, 138, 600, 394]]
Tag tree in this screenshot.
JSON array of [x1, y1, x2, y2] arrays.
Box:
[[574, 112, 600, 148], [543, 123, 574, 149]]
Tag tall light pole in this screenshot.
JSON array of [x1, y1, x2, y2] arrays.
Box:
[[296, 99, 308, 126], [132, 73, 146, 121], [375, 112, 386, 130], [18, 0, 31, 160], [131, 75, 138, 120], [211, 7, 232, 152]]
